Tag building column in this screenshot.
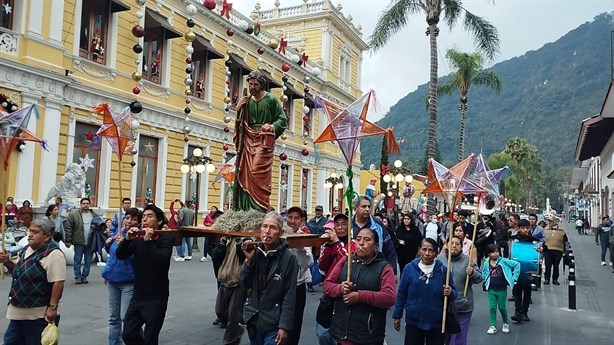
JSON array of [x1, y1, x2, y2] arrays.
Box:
[[36, 99, 62, 205], [48, 0, 65, 46], [14, 93, 42, 203], [316, 168, 327, 213], [25, 0, 44, 39]]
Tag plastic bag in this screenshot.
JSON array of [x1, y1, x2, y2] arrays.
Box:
[[41, 322, 59, 345]]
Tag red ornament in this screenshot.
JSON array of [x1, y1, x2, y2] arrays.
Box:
[[223, 127, 230, 133], [257, 47, 265, 55], [186, 57, 193, 64], [130, 161, 136, 167], [225, 80, 231, 85], [301, 148, 309, 156], [185, 99, 191, 104], [302, 183, 307, 189], [279, 152, 287, 161], [281, 63, 290, 73], [303, 115, 309, 122], [226, 28, 234, 36], [132, 86, 140, 95], [131, 25, 144, 38], [203, 0, 216, 10], [223, 144, 229, 151]]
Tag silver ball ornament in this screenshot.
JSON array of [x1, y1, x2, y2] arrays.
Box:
[[223, 116, 232, 123], [135, 10, 143, 19], [184, 78, 193, 86], [304, 76, 311, 84], [135, 0, 146, 6], [186, 46, 194, 54], [303, 106, 310, 114], [183, 126, 191, 134], [186, 4, 198, 16], [130, 147, 138, 155], [131, 119, 140, 129]]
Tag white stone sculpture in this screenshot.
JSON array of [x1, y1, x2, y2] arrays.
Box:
[[45, 163, 86, 206]]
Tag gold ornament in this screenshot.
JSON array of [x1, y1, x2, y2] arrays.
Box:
[[280, 134, 287, 140], [131, 72, 142, 81], [303, 140, 308, 146], [268, 38, 279, 49], [185, 89, 193, 96], [280, 95, 288, 102], [223, 96, 232, 104], [184, 31, 196, 42]]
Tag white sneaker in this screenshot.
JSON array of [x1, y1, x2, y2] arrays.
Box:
[[96, 262, 106, 267], [174, 257, 185, 262], [199, 257, 209, 262], [610, 262, 613, 266], [487, 326, 497, 334], [601, 261, 606, 266], [502, 324, 510, 333], [185, 256, 192, 261]]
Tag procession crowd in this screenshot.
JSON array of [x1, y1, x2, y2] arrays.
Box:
[[3, 194, 608, 345]]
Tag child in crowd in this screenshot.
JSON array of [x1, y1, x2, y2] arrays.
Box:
[[482, 243, 520, 335]]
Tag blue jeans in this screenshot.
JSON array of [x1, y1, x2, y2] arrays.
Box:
[[4, 316, 61, 345], [108, 281, 134, 345], [600, 239, 610, 262], [315, 323, 335, 345], [73, 244, 93, 280], [248, 329, 277, 345], [175, 237, 193, 257]]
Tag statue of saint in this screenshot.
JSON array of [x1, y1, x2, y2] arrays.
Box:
[[233, 71, 286, 212]]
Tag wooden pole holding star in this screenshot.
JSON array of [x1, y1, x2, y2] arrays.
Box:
[[314, 90, 400, 281]]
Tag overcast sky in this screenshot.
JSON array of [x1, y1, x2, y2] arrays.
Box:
[[235, 0, 613, 118]]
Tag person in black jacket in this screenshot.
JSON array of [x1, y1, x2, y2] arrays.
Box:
[[395, 213, 423, 277], [116, 204, 173, 345], [240, 212, 298, 345]]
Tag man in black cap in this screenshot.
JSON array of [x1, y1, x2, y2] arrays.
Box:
[[308, 205, 328, 236]]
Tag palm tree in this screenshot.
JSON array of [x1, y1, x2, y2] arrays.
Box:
[[437, 48, 501, 161], [369, 0, 500, 160]]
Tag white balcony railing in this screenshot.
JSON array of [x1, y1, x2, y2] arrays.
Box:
[[0, 27, 18, 56]]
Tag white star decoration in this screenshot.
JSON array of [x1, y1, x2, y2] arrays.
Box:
[[2, 3, 12, 14], [79, 154, 95, 172]]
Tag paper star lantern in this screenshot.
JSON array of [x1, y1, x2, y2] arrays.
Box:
[[0, 104, 48, 170], [314, 90, 400, 168], [423, 155, 484, 209], [93, 103, 134, 161]]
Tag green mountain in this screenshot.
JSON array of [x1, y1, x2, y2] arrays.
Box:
[[360, 12, 614, 170]]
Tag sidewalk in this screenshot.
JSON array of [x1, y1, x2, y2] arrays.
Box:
[[0, 223, 612, 344]]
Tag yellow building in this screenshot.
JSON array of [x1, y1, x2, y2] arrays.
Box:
[[0, 0, 368, 218]]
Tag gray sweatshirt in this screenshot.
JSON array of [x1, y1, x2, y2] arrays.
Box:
[[437, 252, 482, 313]]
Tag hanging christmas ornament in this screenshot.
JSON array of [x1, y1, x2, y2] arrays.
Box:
[[204, 0, 216, 10], [223, 127, 230, 133], [301, 148, 309, 156], [223, 144, 229, 151], [280, 152, 288, 161], [268, 38, 279, 49], [132, 86, 141, 95], [290, 54, 300, 64], [131, 25, 144, 38], [303, 115, 309, 122], [281, 63, 290, 73], [280, 134, 287, 140], [223, 115, 232, 123], [129, 101, 142, 114], [245, 25, 254, 35], [254, 22, 261, 36], [226, 27, 234, 36]]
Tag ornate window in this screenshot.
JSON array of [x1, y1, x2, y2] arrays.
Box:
[[221, 153, 235, 208], [301, 168, 311, 210], [0, 0, 14, 29], [279, 164, 290, 210], [191, 37, 222, 100], [79, 0, 129, 64], [142, 9, 181, 84], [227, 54, 251, 108], [73, 123, 102, 206], [136, 135, 158, 206]]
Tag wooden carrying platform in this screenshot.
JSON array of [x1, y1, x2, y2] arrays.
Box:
[[159, 227, 328, 248]]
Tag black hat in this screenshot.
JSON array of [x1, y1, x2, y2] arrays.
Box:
[[287, 206, 306, 220], [315, 205, 324, 211], [333, 213, 349, 222]]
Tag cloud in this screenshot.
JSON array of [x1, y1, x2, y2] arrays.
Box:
[[235, 0, 613, 118]]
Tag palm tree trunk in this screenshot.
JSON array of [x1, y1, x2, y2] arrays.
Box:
[[427, 21, 439, 160], [458, 106, 466, 162]]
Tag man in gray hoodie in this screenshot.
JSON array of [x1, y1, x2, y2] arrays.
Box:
[[240, 212, 298, 345], [595, 216, 612, 267]]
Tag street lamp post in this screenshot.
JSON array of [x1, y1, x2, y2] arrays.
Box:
[[383, 160, 413, 227], [324, 173, 344, 210], [180, 148, 215, 249]]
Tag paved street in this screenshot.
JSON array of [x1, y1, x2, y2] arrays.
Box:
[[1, 221, 613, 344]]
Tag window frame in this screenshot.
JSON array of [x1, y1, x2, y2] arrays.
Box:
[[191, 50, 209, 100], [73, 122, 103, 206], [0, 0, 14, 30], [78, 0, 111, 65], [135, 135, 159, 207], [142, 29, 164, 85]]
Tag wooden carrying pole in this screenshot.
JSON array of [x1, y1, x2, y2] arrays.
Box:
[[0, 168, 6, 279], [442, 219, 453, 334], [464, 202, 480, 297]]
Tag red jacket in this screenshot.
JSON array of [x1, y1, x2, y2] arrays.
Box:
[[168, 201, 180, 229], [318, 238, 355, 278]]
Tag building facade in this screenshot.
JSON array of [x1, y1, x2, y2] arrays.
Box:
[[0, 0, 368, 217]]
